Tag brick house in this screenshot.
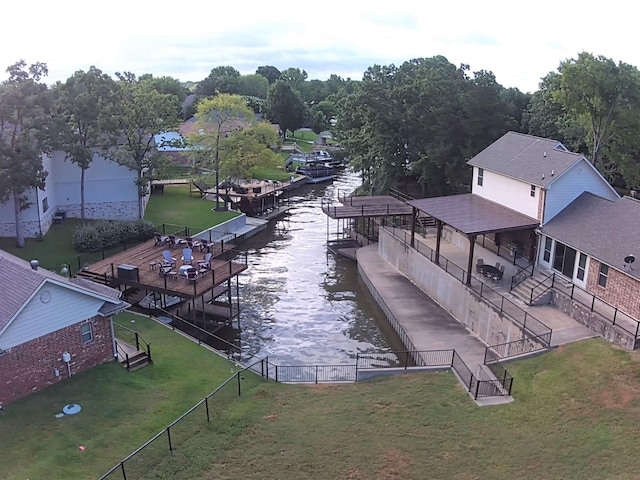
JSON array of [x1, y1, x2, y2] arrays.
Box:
[[408, 131, 640, 320], [0, 251, 129, 406], [539, 192, 640, 319]]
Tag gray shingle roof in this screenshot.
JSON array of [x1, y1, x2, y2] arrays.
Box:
[[407, 194, 539, 235], [541, 193, 640, 280], [467, 131, 585, 187], [0, 250, 124, 332]]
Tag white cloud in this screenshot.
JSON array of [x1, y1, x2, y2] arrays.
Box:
[[2, 0, 639, 93]]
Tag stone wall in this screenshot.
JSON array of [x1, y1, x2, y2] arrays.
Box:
[[550, 290, 637, 350], [378, 229, 528, 347], [0, 316, 115, 405]]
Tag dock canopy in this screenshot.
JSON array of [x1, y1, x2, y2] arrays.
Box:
[[406, 194, 539, 235]]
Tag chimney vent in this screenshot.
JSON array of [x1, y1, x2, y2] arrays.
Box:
[[30, 259, 39, 271]]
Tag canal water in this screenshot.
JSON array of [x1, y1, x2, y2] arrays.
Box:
[[236, 171, 398, 365]]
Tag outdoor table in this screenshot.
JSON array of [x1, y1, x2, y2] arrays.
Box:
[[179, 265, 192, 276], [480, 264, 501, 280]]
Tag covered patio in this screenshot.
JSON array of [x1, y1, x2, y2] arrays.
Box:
[[406, 194, 540, 286]]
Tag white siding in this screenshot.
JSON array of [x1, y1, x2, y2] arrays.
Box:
[[471, 167, 539, 219], [543, 159, 618, 223], [0, 283, 106, 349], [50, 150, 137, 206]]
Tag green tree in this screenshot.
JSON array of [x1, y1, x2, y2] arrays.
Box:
[[0, 60, 50, 247], [197, 66, 241, 96], [112, 72, 180, 218], [310, 100, 336, 134], [256, 65, 281, 84], [188, 94, 253, 208], [556, 52, 640, 168], [237, 74, 269, 98], [220, 122, 280, 179], [53, 66, 117, 224], [266, 81, 305, 137]]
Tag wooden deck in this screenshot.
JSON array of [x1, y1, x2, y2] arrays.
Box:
[[322, 195, 413, 219], [81, 238, 247, 299]]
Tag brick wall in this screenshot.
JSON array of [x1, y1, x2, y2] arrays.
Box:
[[586, 259, 640, 319], [0, 316, 115, 406]]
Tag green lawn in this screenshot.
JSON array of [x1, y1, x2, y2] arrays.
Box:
[[0, 313, 264, 479], [4, 333, 640, 479], [144, 184, 238, 234]]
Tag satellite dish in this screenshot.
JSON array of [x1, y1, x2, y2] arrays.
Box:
[[624, 254, 635, 270]]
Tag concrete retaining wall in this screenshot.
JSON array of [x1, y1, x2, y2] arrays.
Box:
[[551, 291, 637, 350], [378, 229, 527, 347]]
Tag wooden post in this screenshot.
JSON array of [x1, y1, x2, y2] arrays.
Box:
[[435, 220, 443, 265], [410, 207, 417, 248], [466, 234, 476, 285]]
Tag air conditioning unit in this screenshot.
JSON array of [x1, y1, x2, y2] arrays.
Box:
[[117, 264, 139, 282]]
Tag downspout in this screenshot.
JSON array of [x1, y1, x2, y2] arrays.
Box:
[[35, 187, 42, 237]]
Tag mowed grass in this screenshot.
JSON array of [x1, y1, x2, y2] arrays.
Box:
[[0, 313, 264, 479], [144, 339, 640, 480], [143, 184, 238, 234], [4, 334, 640, 478]]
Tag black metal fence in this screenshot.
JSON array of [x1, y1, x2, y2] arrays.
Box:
[[485, 335, 550, 361], [356, 349, 454, 369]]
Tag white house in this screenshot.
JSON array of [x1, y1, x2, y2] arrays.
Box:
[[0, 150, 141, 238]]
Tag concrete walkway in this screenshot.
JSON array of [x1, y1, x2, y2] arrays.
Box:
[[357, 245, 488, 371]]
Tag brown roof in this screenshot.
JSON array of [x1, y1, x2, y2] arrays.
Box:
[[0, 251, 124, 332], [467, 131, 585, 188], [407, 194, 540, 235], [541, 193, 640, 280]]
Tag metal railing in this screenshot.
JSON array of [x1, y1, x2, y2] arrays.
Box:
[[476, 234, 531, 267], [356, 349, 454, 369], [382, 221, 552, 345], [113, 322, 152, 367], [484, 335, 550, 361], [510, 261, 535, 290]]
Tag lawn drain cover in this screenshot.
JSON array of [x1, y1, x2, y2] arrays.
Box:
[[63, 403, 82, 415]]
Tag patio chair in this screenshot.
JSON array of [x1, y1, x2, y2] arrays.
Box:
[[181, 248, 193, 265], [153, 232, 167, 247], [186, 267, 199, 282], [168, 235, 177, 249], [161, 250, 176, 267], [495, 261, 502, 270], [197, 252, 212, 270], [475, 258, 484, 273]]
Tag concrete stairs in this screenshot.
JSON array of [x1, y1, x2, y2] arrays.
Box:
[[510, 271, 554, 306]]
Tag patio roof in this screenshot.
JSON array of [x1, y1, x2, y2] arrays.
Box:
[[407, 194, 539, 236]]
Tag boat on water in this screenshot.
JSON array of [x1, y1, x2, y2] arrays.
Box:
[[286, 151, 342, 183]]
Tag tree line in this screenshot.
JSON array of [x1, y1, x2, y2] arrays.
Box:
[[2, 53, 640, 246]]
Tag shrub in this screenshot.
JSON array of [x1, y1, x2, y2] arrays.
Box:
[[72, 219, 155, 252]]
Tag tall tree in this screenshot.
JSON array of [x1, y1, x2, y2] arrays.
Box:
[[556, 52, 640, 168], [188, 94, 253, 208], [53, 66, 117, 224], [196, 66, 241, 96], [219, 122, 280, 179], [111, 72, 180, 218], [266, 81, 305, 137], [0, 60, 50, 247], [255, 65, 281, 84], [237, 74, 269, 98]]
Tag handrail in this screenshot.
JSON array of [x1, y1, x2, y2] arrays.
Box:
[[153, 307, 241, 355], [113, 322, 152, 363], [529, 272, 555, 305], [509, 261, 535, 290]]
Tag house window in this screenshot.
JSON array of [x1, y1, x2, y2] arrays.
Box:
[[42, 197, 49, 213], [543, 237, 552, 263], [598, 264, 609, 288], [576, 253, 587, 281], [530, 185, 536, 197], [81, 323, 93, 343], [477, 168, 484, 186]]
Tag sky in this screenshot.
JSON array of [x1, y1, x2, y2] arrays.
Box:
[[2, 0, 638, 94]]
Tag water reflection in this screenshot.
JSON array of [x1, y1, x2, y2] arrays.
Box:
[[237, 171, 396, 365]]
